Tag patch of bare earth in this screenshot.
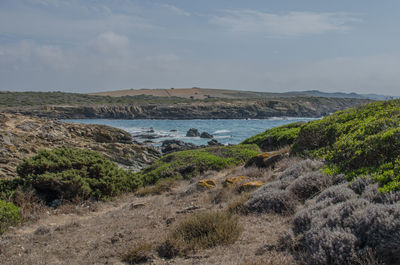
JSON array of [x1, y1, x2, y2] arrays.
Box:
[[0, 167, 294, 265]]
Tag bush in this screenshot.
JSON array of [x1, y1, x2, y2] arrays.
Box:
[[136, 178, 177, 197], [135, 145, 259, 184], [288, 172, 332, 201], [292, 99, 400, 192], [241, 122, 304, 151], [278, 159, 323, 183], [245, 189, 298, 215], [0, 200, 20, 234], [160, 210, 241, 255], [291, 180, 400, 265], [17, 148, 142, 201], [315, 184, 356, 204], [123, 242, 153, 264]]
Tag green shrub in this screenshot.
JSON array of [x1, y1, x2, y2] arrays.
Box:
[[0, 200, 20, 234], [292, 99, 400, 192], [241, 122, 304, 151], [0, 178, 24, 200], [17, 148, 142, 201], [135, 145, 259, 184]]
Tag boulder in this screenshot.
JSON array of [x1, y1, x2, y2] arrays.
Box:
[[208, 139, 223, 146], [186, 128, 200, 137], [200, 131, 213, 139], [161, 140, 198, 154]]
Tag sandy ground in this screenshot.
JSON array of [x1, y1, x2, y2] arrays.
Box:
[[0, 168, 294, 265]]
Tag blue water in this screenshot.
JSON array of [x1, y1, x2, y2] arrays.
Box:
[[63, 118, 316, 146]]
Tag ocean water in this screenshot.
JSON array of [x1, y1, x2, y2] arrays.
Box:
[[63, 118, 316, 146]]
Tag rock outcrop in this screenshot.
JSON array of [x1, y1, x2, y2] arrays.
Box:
[[160, 140, 198, 154], [0, 113, 161, 180], [200, 132, 213, 139], [3, 97, 369, 119], [186, 128, 200, 137]]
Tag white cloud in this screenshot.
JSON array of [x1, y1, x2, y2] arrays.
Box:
[[90, 32, 130, 54], [211, 10, 360, 37], [159, 4, 190, 17]]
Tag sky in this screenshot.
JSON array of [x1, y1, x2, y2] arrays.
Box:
[[0, 0, 400, 96]]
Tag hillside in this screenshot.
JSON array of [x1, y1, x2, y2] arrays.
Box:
[[92, 88, 393, 100], [3, 96, 368, 120], [1, 100, 399, 265]]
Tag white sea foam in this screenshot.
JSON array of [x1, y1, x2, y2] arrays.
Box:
[[213, 129, 231, 134]]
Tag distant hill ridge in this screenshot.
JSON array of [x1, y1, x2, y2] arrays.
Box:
[[91, 88, 395, 100]]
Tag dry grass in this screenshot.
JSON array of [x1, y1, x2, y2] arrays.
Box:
[[12, 189, 46, 222], [123, 242, 153, 264], [227, 193, 250, 215], [159, 210, 242, 257], [0, 164, 294, 265], [135, 178, 177, 197]]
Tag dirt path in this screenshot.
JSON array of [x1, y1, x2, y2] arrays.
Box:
[[0, 169, 293, 265]]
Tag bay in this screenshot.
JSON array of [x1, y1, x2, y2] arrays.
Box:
[[63, 118, 316, 146]]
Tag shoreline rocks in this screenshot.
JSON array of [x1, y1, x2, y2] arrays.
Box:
[[0, 113, 161, 179], [161, 140, 198, 154]]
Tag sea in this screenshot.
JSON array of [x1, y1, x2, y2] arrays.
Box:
[[63, 118, 316, 146]]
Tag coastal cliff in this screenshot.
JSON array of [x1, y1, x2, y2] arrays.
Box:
[[0, 113, 161, 180], [5, 97, 368, 119]]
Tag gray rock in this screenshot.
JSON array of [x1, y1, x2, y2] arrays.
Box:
[[208, 139, 223, 146], [161, 140, 197, 154], [186, 128, 200, 137], [200, 131, 213, 138]]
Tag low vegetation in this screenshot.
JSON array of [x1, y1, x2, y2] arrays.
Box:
[[135, 145, 260, 184], [242, 99, 400, 192], [17, 148, 142, 201], [0, 199, 20, 234], [158, 210, 242, 258], [123, 242, 153, 264], [241, 122, 303, 151], [292, 99, 400, 192]]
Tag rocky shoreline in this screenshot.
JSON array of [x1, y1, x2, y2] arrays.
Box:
[[0, 113, 161, 180], [3, 97, 369, 119]]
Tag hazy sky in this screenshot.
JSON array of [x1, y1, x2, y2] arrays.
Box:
[[1, 0, 400, 96]]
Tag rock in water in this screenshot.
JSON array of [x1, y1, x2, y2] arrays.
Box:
[[161, 140, 198, 154], [186, 128, 200, 137], [200, 131, 213, 138]]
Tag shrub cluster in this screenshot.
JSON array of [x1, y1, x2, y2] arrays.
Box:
[[245, 159, 327, 214], [292, 186, 400, 265], [0, 199, 20, 234], [241, 122, 304, 151], [17, 148, 142, 201], [135, 145, 259, 184], [291, 99, 400, 192]]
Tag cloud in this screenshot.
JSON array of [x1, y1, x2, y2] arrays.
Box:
[[159, 4, 190, 17], [90, 32, 130, 54], [211, 10, 360, 37]]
